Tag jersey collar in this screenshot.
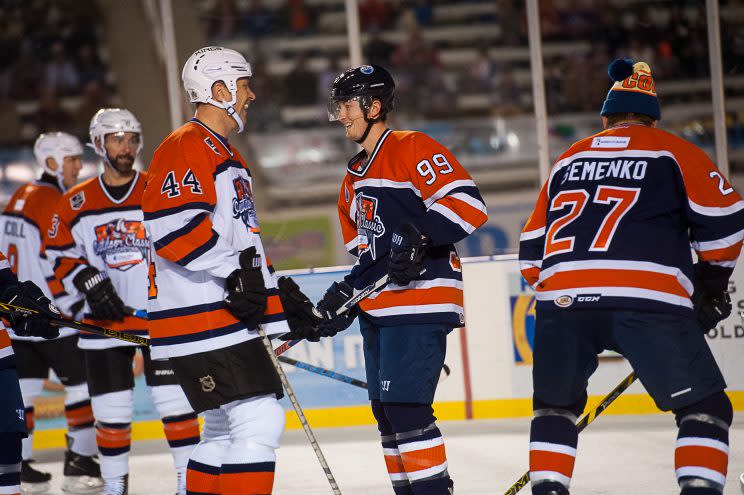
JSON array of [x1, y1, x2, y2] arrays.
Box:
[[98, 170, 140, 205], [190, 118, 234, 158], [347, 128, 392, 177]]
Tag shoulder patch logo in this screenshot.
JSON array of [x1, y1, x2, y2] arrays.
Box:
[[93, 219, 149, 271], [204, 137, 222, 156], [355, 193, 385, 258], [70, 191, 85, 210]]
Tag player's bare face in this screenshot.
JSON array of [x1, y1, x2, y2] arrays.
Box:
[[103, 132, 139, 174], [337, 99, 365, 141], [61, 155, 83, 189], [234, 78, 255, 125]]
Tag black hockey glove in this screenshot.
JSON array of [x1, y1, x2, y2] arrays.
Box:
[[388, 222, 430, 286], [316, 281, 357, 338], [693, 288, 732, 332], [1, 281, 60, 339], [277, 276, 322, 342], [224, 247, 268, 329], [73, 266, 127, 321]]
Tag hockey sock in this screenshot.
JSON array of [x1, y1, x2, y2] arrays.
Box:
[[0, 432, 22, 495], [21, 406, 34, 461], [529, 408, 578, 495], [219, 396, 284, 495], [92, 389, 134, 481], [19, 377, 44, 462], [372, 400, 412, 495], [385, 403, 451, 495], [674, 392, 732, 494], [162, 413, 200, 471], [64, 383, 96, 456]]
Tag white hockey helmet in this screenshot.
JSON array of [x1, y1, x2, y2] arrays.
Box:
[[34, 132, 84, 191], [182, 46, 252, 133], [88, 108, 143, 158]]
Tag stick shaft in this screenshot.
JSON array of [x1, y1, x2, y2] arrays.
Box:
[[502, 372, 637, 495], [278, 355, 368, 389], [0, 302, 149, 346], [257, 327, 342, 494]]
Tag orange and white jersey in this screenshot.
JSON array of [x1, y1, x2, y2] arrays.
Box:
[[0, 253, 16, 368], [45, 172, 149, 349], [142, 119, 288, 360], [338, 129, 487, 327], [519, 124, 744, 314], [0, 175, 79, 341]]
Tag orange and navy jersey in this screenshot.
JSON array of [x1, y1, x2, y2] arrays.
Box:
[[519, 124, 744, 314], [45, 172, 149, 348], [338, 129, 487, 327], [0, 175, 79, 341], [142, 119, 288, 359], [0, 252, 16, 369]]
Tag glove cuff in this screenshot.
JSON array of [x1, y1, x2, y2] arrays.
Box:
[[73, 268, 109, 293]]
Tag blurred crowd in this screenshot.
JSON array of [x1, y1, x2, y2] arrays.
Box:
[[0, 0, 113, 145], [204, 0, 744, 131]]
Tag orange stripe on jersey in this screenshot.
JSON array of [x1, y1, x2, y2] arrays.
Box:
[[82, 315, 147, 333], [435, 195, 488, 228], [521, 266, 541, 287], [400, 444, 447, 472], [697, 242, 743, 263], [539, 269, 689, 298], [149, 307, 240, 339], [46, 277, 66, 297], [265, 294, 283, 316], [529, 450, 576, 478], [65, 403, 94, 428], [187, 468, 221, 495], [96, 425, 132, 449], [220, 471, 274, 495], [360, 287, 462, 311], [675, 445, 728, 475], [0, 330, 11, 349], [163, 417, 200, 442], [155, 214, 214, 262], [54, 258, 86, 281]]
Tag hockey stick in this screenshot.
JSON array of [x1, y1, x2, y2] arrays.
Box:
[[502, 371, 637, 495], [257, 326, 343, 495], [274, 274, 392, 357], [278, 355, 368, 389], [0, 301, 150, 346]]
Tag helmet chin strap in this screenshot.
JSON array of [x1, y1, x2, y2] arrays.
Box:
[[206, 94, 244, 134], [354, 111, 382, 144]]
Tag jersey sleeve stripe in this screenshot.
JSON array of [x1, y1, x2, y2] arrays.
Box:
[[434, 196, 488, 229], [688, 199, 744, 217], [520, 227, 546, 241], [448, 192, 488, 214], [153, 212, 210, 251], [53, 257, 87, 282], [174, 230, 219, 267], [428, 202, 477, 234], [691, 229, 744, 251], [143, 201, 215, 221], [696, 242, 743, 263], [423, 180, 478, 207]]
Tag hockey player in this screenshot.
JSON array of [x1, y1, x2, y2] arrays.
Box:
[[316, 65, 488, 495], [45, 109, 199, 495], [0, 252, 63, 495], [0, 132, 102, 494], [519, 59, 742, 495], [142, 46, 318, 495]]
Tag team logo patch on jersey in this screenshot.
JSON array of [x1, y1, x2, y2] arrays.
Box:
[[355, 193, 385, 258], [554, 295, 574, 307], [93, 219, 149, 271], [232, 176, 259, 232], [204, 137, 222, 156], [70, 191, 85, 210], [449, 251, 462, 272], [200, 375, 216, 392]]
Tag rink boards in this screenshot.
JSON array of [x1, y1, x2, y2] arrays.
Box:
[[32, 256, 744, 449]]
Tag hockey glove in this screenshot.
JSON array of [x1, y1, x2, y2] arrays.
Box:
[[315, 280, 357, 337], [693, 288, 732, 332], [1, 281, 60, 339], [388, 222, 430, 286], [73, 266, 127, 321], [277, 276, 322, 342], [224, 247, 268, 329]]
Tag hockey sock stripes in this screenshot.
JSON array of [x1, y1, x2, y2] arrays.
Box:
[[23, 407, 33, 434], [95, 422, 132, 457], [65, 399, 95, 430], [220, 461, 275, 495], [395, 423, 450, 489], [162, 413, 201, 449], [381, 433, 413, 495], [186, 459, 221, 495], [675, 414, 729, 492], [529, 411, 578, 491]]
